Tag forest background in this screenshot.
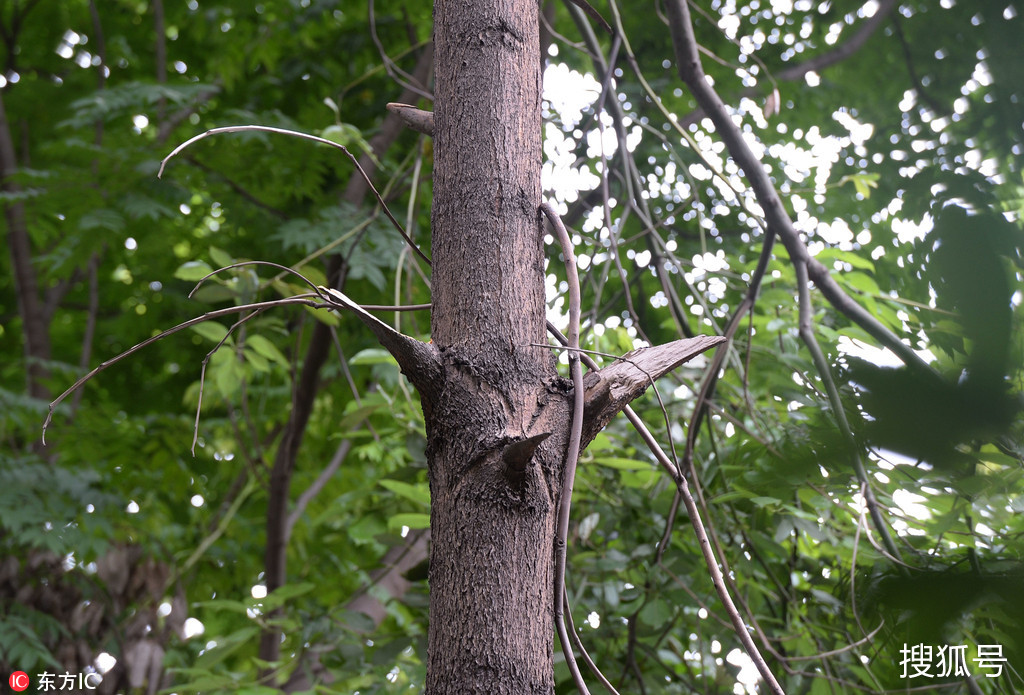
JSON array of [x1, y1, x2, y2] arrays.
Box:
[[2, 0, 1023, 693]]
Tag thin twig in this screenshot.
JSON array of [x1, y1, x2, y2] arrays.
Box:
[[192, 306, 270, 455], [158, 124, 431, 266], [369, 0, 434, 102], [284, 437, 354, 540], [563, 587, 622, 695], [42, 295, 326, 443], [794, 259, 903, 563], [541, 201, 590, 695]]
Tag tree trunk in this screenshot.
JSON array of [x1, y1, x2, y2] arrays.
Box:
[[427, 0, 558, 692]]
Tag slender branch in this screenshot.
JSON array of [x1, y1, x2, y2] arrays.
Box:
[[891, 15, 946, 115], [541, 202, 590, 695], [166, 475, 258, 590], [677, 470, 785, 694], [678, 0, 899, 127], [794, 259, 903, 564], [563, 588, 621, 695], [776, 0, 898, 80], [664, 0, 929, 372], [42, 295, 326, 442], [183, 154, 288, 218], [369, 0, 433, 102], [191, 306, 271, 455], [285, 437, 353, 540], [159, 124, 431, 266]]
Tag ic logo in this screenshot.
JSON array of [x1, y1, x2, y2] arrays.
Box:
[[9, 672, 29, 692]]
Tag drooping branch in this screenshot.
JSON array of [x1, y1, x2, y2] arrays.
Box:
[[541, 202, 590, 695], [42, 295, 328, 443], [159, 124, 431, 266], [664, 0, 928, 373], [678, 0, 899, 127]]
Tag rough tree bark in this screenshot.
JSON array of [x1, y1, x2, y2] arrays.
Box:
[[427, 0, 556, 691]]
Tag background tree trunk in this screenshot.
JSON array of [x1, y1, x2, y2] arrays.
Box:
[[427, 0, 558, 692]]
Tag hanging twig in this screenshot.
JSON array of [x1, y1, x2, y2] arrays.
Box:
[[158, 124, 432, 266], [540, 201, 591, 695], [369, 0, 434, 102], [563, 587, 622, 695], [42, 295, 324, 443]]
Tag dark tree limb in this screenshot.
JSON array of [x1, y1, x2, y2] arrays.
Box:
[[252, 45, 435, 668], [0, 89, 50, 402]]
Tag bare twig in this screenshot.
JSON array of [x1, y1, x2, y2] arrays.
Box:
[[794, 260, 903, 563], [541, 202, 590, 695], [369, 0, 434, 102], [191, 306, 270, 455], [563, 588, 622, 695], [42, 295, 325, 443], [167, 474, 258, 590], [158, 124, 431, 266]]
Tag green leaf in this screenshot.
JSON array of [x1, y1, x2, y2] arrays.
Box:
[[243, 347, 270, 372], [208, 246, 234, 268], [336, 402, 385, 432], [590, 457, 653, 471], [639, 599, 670, 626], [379, 479, 430, 506], [246, 334, 289, 366], [79, 208, 125, 232], [838, 172, 880, 198], [387, 513, 430, 531], [262, 582, 316, 609], [190, 322, 229, 344], [350, 348, 397, 366], [175, 261, 215, 282]]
